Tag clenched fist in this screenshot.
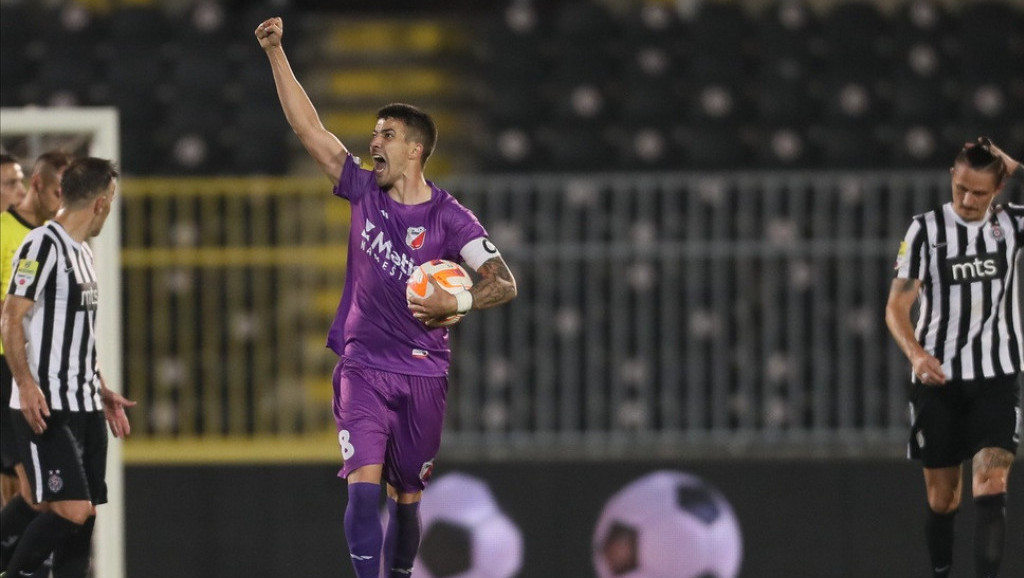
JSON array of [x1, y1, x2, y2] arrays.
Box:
[[256, 17, 283, 50]]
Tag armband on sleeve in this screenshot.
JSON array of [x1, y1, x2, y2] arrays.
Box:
[[460, 237, 501, 272]]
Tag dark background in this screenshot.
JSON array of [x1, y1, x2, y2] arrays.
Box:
[[126, 457, 1024, 577]]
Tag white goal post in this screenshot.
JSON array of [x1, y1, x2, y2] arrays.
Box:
[[0, 107, 124, 578]]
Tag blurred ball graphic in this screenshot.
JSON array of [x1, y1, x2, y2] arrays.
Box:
[[413, 473, 524, 578], [593, 471, 743, 578]]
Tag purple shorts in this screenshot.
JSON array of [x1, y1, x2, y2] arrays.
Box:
[[333, 356, 448, 492]]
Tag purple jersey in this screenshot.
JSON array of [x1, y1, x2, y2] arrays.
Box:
[[328, 154, 487, 376]]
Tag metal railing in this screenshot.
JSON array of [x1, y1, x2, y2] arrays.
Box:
[[121, 171, 955, 458]]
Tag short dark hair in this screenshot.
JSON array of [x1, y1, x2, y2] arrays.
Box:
[[0, 153, 18, 166], [33, 150, 74, 182], [954, 141, 1006, 186], [61, 157, 119, 208], [377, 103, 437, 166]]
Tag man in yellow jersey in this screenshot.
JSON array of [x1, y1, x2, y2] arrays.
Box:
[[0, 150, 72, 573]]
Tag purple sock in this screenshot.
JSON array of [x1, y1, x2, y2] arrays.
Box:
[[344, 482, 383, 578], [385, 501, 420, 577]]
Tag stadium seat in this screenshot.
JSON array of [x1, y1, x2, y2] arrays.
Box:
[[754, 126, 813, 168], [820, 79, 884, 127], [686, 83, 748, 127], [892, 0, 951, 40], [614, 126, 681, 170], [620, 2, 685, 46], [960, 82, 1019, 126], [482, 125, 541, 172], [891, 125, 945, 168], [545, 79, 615, 126]]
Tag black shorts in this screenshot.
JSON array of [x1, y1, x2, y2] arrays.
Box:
[[12, 409, 109, 505], [0, 355, 17, 475], [908, 373, 1022, 468]]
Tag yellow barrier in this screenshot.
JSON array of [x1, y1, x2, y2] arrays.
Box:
[[123, 433, 341, 464]]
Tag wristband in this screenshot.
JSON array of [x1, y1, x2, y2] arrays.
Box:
[[455, 290, 473, 314]]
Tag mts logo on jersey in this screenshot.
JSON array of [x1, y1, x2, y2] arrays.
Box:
[[80, 282, 99, 310], [360, 218, 416, 278], [942, 253, 1007, 284]]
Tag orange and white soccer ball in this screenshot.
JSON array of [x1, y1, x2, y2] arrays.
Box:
[[406, 259, 474, 326]]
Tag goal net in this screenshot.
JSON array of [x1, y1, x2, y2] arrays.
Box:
[[0, 107, 124, 578]]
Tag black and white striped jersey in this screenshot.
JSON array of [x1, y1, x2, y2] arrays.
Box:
[[894, 202, 1024, 381], [5, 221, 102, 412]]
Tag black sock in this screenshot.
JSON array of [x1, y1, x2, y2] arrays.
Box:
[[52, 515, 94, 578], [389, 501, 421, 577], [0, 495, 39, 570], [5, 511, 80, 576], [974, 493, 1006, 578], [926, 507, 956, 578]]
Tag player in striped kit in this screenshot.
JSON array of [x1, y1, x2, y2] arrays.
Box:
[[0, 157, 135, 578], [257, 17, 517, 578], [0, 150, 73, 577], [886, 139, 1023, 578]]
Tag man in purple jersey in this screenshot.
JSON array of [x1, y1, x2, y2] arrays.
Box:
[[257, 17, 517, 578]]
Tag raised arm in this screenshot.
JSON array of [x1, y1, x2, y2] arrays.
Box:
[[256, 17, 348, 184], [885, 277, 945, 385]]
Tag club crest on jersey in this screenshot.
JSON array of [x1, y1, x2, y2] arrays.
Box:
[[419, 459, 435, 483], [47, 470, 63, 493], [406, 227, 426, 249]]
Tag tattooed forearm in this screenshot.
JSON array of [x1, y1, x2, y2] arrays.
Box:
[[886, 278, 925, 361], [470, 257, 517, 309]]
